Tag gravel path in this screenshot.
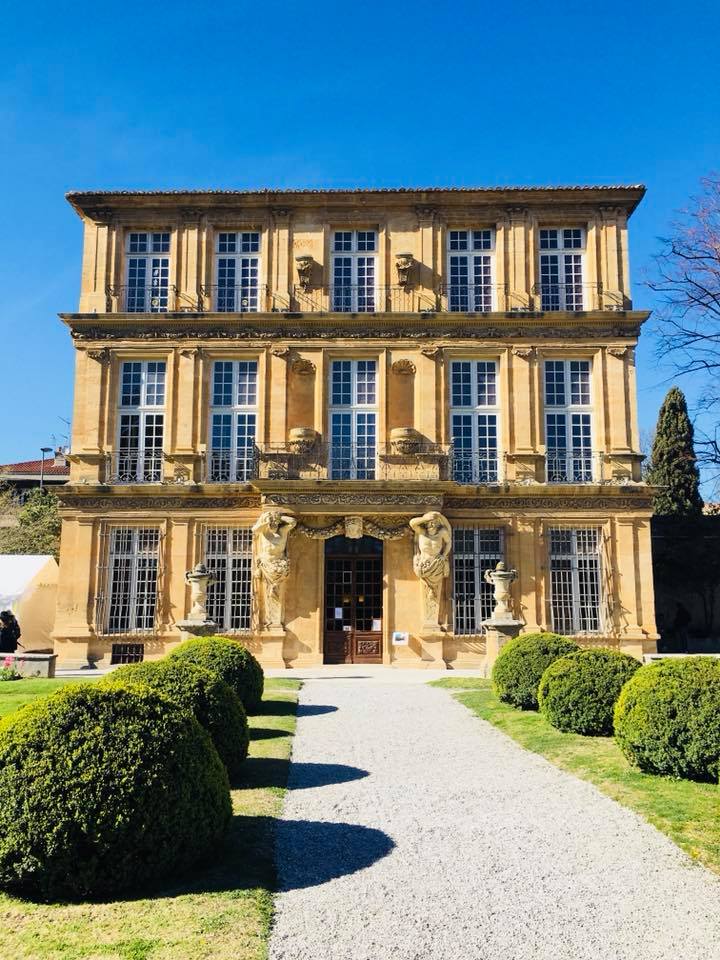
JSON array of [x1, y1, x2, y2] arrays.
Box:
[[268, 671, 720, 960]]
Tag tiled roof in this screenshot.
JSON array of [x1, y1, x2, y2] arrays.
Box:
[[0, 458, 70, 477]]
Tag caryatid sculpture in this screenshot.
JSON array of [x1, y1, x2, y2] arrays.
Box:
[[483, 561, 518, 622], [252, 510, 297, 631], [409, 511, 452, 633]]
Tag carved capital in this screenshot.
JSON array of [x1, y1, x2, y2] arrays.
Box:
[[270, 346, 291, 359], [86, 208, 114, 224], [290, 357, 315, 376], [607, 346, 628, 358], [421, 347, 443, 362], [511, 347, 535, 360], [180, 207, 203, 224], [506, 206, 529, 221], [86, 348, 111, 364], [391, 358, 416, 375], [416, 206, 436, 222], [179, 347, 203, 359]]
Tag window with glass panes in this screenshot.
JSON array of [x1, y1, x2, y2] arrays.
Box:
[[450, 360, 500, 483], [204, 527, 253, 631], [544, 359, 593, 482], [329, 359, 377, 479], [105, 527, 161, 634], [331, 230, 377, 312], [548, 527, 602, 634], [126, 232, 170, 312], [453, 528, 504, 634], [208, 360, 258, 481], [116, 361, 165, 482], [447, 230, 494, 312], [215, 232, 261, 312], [538, 228, 585, 311]]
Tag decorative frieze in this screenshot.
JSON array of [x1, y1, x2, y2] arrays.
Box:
[[59, 496, 260, 511]]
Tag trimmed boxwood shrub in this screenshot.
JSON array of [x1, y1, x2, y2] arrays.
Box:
[[106, 658, 249, 781], [538, 648, 641, 736], [492, 632, 579, 710], [613, 656, 720, 781], [0, 683, 231, 901], [170, 636, 264, 712]]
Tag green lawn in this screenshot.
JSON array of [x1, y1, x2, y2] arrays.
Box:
[[431, 677, 720, 874], [0, 676, 301, 960], [0, 677, 84, 718]]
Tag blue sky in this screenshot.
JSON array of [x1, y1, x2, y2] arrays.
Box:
[[1, 0, 719, 489]]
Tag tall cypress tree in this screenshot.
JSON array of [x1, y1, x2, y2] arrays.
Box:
[[645, 387, 704, 516]]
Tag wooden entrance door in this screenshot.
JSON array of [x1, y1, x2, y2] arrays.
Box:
[[324, 536, 383, 664]]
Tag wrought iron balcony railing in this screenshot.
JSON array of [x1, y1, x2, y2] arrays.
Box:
[[451, 450, 503, 484], [200, 284, 291, 313], [435, 283, 508, 314], [531, 282, 626, 313], [106, 285, 200, 313], [545, 450, 602, 483], [291, 285, 436, 314], [204, 442, 456, 482], [107, 449, 164, 483]]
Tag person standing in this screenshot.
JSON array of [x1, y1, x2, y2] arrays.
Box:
[[0, 611, 21, 654]]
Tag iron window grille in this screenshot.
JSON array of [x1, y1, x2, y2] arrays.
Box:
[[539, 228, 585, 311], [450, 360, 500, 483], [125, 232, 170, 312], [208, 360, 258, 481], [331, 230, 378, 312], [203, 527, 254, 632], [329, 359, 377, 479], [215, 232, 261, 312], [110, 643, 145, 665], [447, 229, 494, 312], [97, 526, 163, 636], [548, 527, 603, 634], [115, 361, 166, 482], [544, 359, 593, 482], [452, 528, 505, 635]]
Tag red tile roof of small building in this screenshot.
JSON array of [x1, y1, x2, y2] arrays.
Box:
[[0, 458, 70, 477]]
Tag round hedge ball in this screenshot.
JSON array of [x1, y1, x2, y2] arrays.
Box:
[[0, 683, 232, 901], [107, 659, 249, 781], [613, 656, 720, 782], [538, 648, 641, 736], [492, 632, 579, 710], [170, 636, 264, 712]]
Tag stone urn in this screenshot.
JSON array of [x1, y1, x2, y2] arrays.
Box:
[[390, 427, 421, 456], [288, 427, 317, 456]]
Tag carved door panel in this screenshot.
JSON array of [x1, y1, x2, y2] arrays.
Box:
[[324, 547, 383, 664]]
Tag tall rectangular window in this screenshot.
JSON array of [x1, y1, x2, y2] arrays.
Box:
[[204, 527, 253, 631], [539, 228, 585, 311], [453, 528, 504, 635], [549, 527, 602, 634], [126, 232, 170, 312], [332, 230, 377, 312], [215, 232, 261, 312], [447, 229, 494, 312], [208, 360, 258, 481], [450, 360, 499, 483], [116, 360, 165, 482], [544, 359, 593, 482], [329, 359, 377, 479], [105, 527, 161, 634]]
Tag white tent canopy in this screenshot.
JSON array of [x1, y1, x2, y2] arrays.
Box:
[[0, 555, 59, 650]]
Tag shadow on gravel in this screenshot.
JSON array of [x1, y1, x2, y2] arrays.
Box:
[[297, 703, 338, 717], [275, 820, 395, 890], [243, 759, 369, 790]]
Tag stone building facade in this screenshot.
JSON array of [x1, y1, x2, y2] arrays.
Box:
[[54, 185, 658, 669]]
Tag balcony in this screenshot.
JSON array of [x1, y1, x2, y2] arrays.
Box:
[[200, 284, 290, 313], [107, 449, 163, 483], [291, 285, 436, 314], [532, 283, 625, 313], [107, 285, 199, 313], [204, 442, 454, 482], [545, 450, 602, 484]]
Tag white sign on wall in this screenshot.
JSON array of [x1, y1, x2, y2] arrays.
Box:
[[391, 631, 409, 646]]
